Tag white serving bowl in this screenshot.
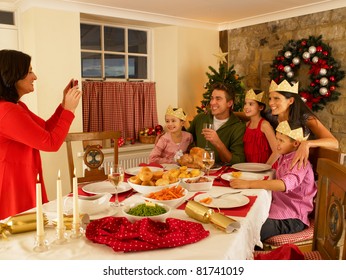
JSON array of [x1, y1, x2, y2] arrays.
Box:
[[64, 193, 111, 215], [127, 180, 180, 194], [142, 187, 188, 208], [180, 176, 214, 192], [122, 201, 171, 222]]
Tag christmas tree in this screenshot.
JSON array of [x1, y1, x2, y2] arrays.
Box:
[[196, 50, 245, 114]]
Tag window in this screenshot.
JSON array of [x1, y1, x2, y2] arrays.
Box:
[[80, 23, 149, 80], [0, 10, 15, 25]]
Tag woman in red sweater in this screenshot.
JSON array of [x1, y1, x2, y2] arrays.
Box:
[[0, 49, 81, 219]]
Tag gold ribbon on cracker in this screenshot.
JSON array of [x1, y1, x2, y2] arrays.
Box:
[[0, 212, 48, 239]]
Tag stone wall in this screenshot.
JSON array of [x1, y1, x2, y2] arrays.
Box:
[[224, 7, 346, 154]]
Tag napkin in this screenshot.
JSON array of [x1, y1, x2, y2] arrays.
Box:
[[139, 162, 164, 168], [254, 244, 304, 260], [85, 217, 209, 252]]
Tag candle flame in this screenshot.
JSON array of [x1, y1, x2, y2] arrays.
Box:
[[73, 168, 76, 177], [36, 174, 40, 183], [58, 169, 61, 180]]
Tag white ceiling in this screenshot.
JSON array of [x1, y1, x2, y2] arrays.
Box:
[[63, 0, 337, 23], [3, 0, 346, 29]]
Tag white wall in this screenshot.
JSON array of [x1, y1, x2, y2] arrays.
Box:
[[19, 7, 82, 199], [177, 27, 219, 125], [0, 27, 18, 49], [153, 25, 218, 126]]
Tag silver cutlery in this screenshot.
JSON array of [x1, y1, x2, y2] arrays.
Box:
[[210, 191, 241, 199], [215, 166, 230, 181]]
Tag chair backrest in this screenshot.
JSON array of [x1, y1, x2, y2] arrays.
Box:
[[309, 147, 340, 179], [65, 131, 121, 191], [313, 158, 346, 260]]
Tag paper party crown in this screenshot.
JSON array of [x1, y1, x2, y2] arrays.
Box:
[[276, 121, 309, 141], [245, 89, 265, 103], [166, 105, 187, 121], [269, 80, 299, 94]]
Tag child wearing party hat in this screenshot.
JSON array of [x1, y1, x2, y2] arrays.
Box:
[[230, 120, 316, 241], [243, 89, 278, 165], [149, 105, 193, 164]]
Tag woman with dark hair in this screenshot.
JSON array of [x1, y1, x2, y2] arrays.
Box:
[[264, 79, 339, 168], [0, 49, 82, 219]]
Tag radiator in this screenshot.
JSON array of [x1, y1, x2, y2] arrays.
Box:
[[103, 151, 150, 173]]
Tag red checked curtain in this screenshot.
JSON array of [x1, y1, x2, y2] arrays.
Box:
[[82, 81, 158, 140]]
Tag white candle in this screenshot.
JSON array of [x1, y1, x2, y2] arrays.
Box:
[[36, 175, 44, 236], [56, 170, 63, 229], [72, 168, 79, 224]]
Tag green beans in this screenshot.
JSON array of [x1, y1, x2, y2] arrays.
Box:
[[126, 203, 167, 217]]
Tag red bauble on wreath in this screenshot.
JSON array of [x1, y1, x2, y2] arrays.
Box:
[[269, 35, 345, 111]]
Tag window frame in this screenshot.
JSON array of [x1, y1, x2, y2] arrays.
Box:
[[80, 20, 152, 81]]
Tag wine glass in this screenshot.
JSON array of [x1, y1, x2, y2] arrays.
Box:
[[202, 150, 215, 176], [108, 163, 125, 207], [202, 123, 214, 150]]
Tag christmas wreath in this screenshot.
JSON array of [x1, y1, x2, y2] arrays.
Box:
[[269, 35, 345, 111]]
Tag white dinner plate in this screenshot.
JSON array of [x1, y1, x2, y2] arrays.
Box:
[[88, 206, 118, 220], [221, 172, 265, 181], [209, 165, 222, 172], [82, 181, 132, 195], [125, 166, 163, 176], [161, 163, 180, 170], [194, 193, 250, 208], [45, 200, 118, 220], [231, 163, 272, 172]]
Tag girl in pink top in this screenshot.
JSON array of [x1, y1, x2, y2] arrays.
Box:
[[149, 106, 193, 164], [243, 89, 278, 165], [230, 120, 317, 242]]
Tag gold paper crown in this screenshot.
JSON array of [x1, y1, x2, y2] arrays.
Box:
[[245, 89, 265, 103], [276, 121, 309, 141], [269, 80, 299, 94], [166, 105, 187, 121]]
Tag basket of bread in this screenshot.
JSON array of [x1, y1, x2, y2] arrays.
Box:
[[127, 166, 202, 194], [177, 147, 205, 169]]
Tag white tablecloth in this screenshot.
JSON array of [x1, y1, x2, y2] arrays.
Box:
[[0, 187, 271, 260]]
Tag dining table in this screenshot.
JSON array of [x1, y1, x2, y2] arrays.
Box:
[[0, 165, 273, 260]]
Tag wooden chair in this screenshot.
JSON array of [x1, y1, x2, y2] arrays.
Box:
[[308, 158, 346, 259], [262, 147, 341, 252], [255, 158, 346, 260], [65, 131, 121, 191]]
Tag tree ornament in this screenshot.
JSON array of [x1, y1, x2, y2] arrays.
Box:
[[319, 68, 327, 76], [284, 51, 292, 58], [319, 77, 329, 86], [213, 47, 228, 64], [312, 56, 319, 63], [302, 52, 310, 59], [292, 57, 300, 65], [269, 35, 345, 111], [319, 87, 328, 95], [287, 72, 294, 78], [284, 66, 291, 73], [308, 46, 317, 54]]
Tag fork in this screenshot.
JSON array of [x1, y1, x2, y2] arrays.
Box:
[[210, 191, 241, 199], [215, 166, 230, 181]]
